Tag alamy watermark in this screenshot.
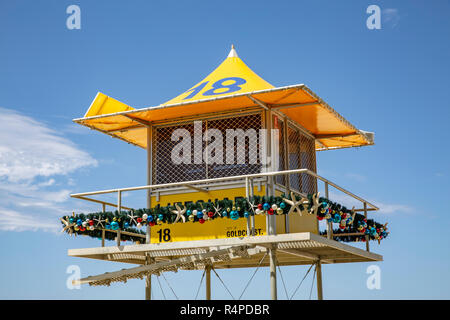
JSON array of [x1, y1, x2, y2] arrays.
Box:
[[66, 265, 81, 290], [366, 265, 381, 290], [366, 5, 381, 30], [66, 5, 81, 30], [170, 121, 279, 168]]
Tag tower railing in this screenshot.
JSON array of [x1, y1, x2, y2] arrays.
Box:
[[70, 168, 379, 251]]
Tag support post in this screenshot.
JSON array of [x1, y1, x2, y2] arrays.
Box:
[[101, 203, 106, 247], [205, 265, 211, 300], [145, 126, 152, 300], [283, 117, 290, 233], [265, 110, 276, 235], [245, 177, 251, 236], [117, 191, 121, 246], [325, 182, 333, 240], [250, 178, 256, 236], [269, 244, 277, 300], [316, 260, 323, 300], [145, 256, 153, 300], [364, 202, 370, 252]]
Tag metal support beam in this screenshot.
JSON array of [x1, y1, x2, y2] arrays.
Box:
[[271, 101, 319, 110], [269, 245, 277, 300], [123, 114, 151, 127], [146, 126, 152, 300], [325, 182, 333, 240], [101, 204, 106, 247], [314, 133, 357, 139], [247, 95, 269, 110], [145, 256, 153, 300], [316, 260, 323, 300], [364, 202, 370, 252], [205, 266, 211, 300], [265, 110, 276, 235]]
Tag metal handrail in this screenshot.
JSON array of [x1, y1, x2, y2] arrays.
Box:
[[70, 168, 379, 211]]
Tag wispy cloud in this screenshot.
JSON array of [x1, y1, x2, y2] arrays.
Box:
[[0, 107, 98, 232], [0, 108, 97, 182], [0, 207, 58, 232], [382, 8, 400, 28]]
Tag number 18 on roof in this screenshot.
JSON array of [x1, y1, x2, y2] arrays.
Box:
[[63, 45, 387, 300]]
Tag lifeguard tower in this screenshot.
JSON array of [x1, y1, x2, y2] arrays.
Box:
[[63, 46, 386, 300]]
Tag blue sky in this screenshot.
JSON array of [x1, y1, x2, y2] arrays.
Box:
[[0, 0, 449, 299]]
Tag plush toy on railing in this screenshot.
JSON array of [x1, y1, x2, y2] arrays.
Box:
[[60, 193, 389, 243]]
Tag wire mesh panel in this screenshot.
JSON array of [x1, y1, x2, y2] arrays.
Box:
[[287, 124, 317, 194], [153, 113, 262, 184], [273, 115, 286, 186], [153, 121, 206, 184], [207, 114, 262, 179]]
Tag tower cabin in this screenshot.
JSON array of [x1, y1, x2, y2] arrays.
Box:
[[67, 46, 383, 299]]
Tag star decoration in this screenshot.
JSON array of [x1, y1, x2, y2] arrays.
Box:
[[93, 216, 105, 229], [171, 204, 186, 223], [246, 198, 258, 216], [60, 216, 75, 235], [347, 207, 356, 225], [309, 192, 320, 215], [283, 192, 308, 216], [127, 210, 139, 225], [213, 204, 222, 217]]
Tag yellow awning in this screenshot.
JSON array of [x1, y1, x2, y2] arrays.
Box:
[[75, 46, 374, 151]]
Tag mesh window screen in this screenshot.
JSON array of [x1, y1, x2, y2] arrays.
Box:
[[273, 115, 286, 186], [287, 124, 317, 194], [153, 113, 262, 184], [207, 114, 262, 179], [153, 121, 206, 184]]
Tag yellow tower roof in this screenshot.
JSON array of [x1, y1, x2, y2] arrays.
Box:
[[75, 46, 374, 151], [162, 45, 274, 106]]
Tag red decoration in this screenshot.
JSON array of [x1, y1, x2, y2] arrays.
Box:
[[317, 216, 324, 220], [208, 211, 214, 218], [199, 218, 205, 224], [268, 208, 274, 215], [79, 227, 86, 232], [257, 204, 263, 210], [137, 217, 143, 223], [88, 220, 94, 226], [149, 221, 156, 226]]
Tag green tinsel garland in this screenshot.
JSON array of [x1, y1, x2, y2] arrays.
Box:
[[61, 194, 388, 243]]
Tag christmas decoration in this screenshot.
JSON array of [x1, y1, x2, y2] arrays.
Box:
[[61, 193, 389, 244]]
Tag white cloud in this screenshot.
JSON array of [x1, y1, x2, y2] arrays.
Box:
[[382, 8, 400, 28], [0, 107, 97, 183], [0, 107, 98, 232], [0, 207, 58, 232]]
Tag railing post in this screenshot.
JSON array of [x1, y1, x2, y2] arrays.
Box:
[[146, 125, 152, 300], [117, 191, 122, 247], [101, 203, 106, 247], [325, 182, 333, 240], [250, 178, 256, 236], [245, 177, 251, 237], [364, 202, 370, 252]]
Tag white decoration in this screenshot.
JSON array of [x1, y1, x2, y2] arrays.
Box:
[[171, 204, 186, 223]]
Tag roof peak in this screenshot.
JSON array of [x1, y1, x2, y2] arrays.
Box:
[[227, 44, 238, 58]]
